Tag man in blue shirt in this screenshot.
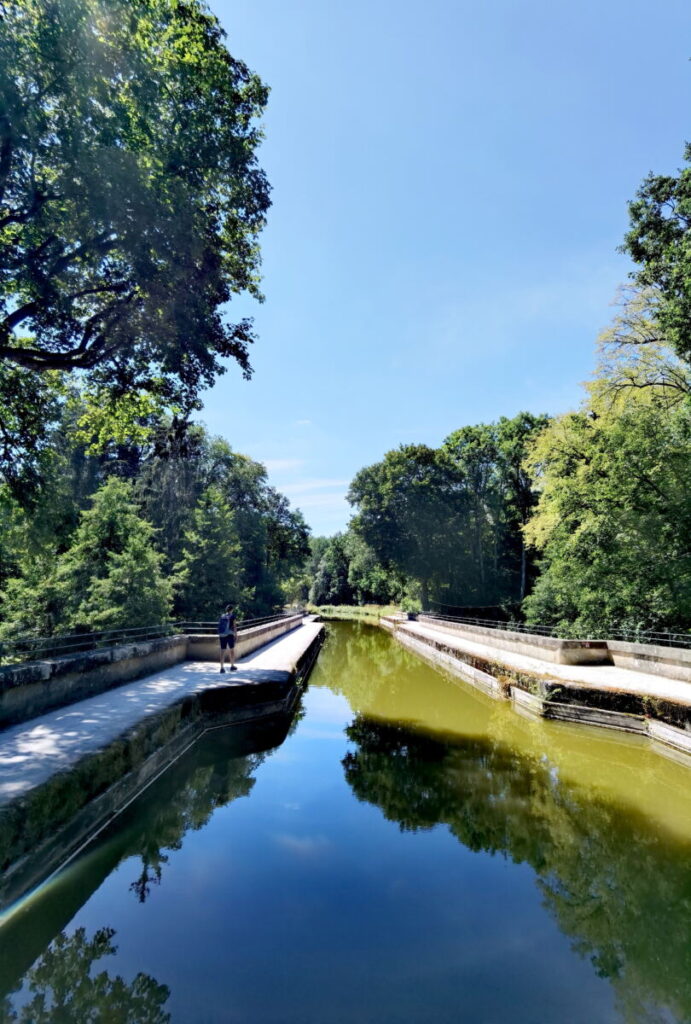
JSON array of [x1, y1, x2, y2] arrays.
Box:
[[218, 604, 238, 673]]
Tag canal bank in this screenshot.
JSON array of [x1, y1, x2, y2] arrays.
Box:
[[2, 621, 691, 1024], [382, 614, 691, 764], [0, 620, 324, 911]]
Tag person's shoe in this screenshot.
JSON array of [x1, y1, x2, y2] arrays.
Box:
[[230, 665, 238, 671], [220, 667, 225, 674]]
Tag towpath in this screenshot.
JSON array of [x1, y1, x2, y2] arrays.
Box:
[[0, 621, 322, 805], [397, 620, 691, 704]]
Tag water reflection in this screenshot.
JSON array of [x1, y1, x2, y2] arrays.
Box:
[[0, 711, 294, 1002], [1, 926, 170, 1023], [343, 715, 691, 1024]]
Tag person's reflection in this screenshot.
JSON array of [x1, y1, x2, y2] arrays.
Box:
[[1, 926, 170, 1023]]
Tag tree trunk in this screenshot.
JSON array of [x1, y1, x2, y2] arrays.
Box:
[[520, 539, 527, 602]]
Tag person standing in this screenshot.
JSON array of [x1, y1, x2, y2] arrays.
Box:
[[218, 604, 238, 673]]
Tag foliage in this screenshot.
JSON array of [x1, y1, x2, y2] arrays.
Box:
[[0, 415, 308, 636], [55, 476, 171, 630], [173, 486, 242, 619], [622, 144, 691, 363], [523, 340, 691, 634], [309, 532, 353, 605], [0, 0, 270, 451], [346, 415, 547, 610], [0, 926, 171, 1023]]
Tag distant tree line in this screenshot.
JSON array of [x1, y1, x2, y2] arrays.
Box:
[[305, 288, 691, 636], [0, 400, 309, 639]]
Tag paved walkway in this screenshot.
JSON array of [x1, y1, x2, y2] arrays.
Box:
[[0, 622, 322, 805], [402, 620, 691, 705]]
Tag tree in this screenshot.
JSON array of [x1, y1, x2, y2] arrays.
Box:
[[0, 0, 270, 425], [57, 477, 171, 630], [173, 486, 242, 619], [622, 144, 691, 363], [523, 364, 691, 635], [348, 445, 459, 608], [1, 926, 170, 1023], [0, 476, 172, 634], [309, 533, 353, 606]]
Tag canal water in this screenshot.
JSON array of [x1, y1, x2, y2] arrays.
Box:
[[2, 621, 691, 1023]]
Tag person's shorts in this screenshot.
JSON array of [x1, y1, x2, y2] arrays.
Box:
[[219, 634, 236, 650]]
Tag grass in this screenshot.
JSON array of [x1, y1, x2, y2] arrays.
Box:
[[306, 604, 399, 623]]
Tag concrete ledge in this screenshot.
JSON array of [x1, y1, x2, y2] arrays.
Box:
[[417, 615, 610, 666], [393, 622, 691, 765], [0, 636, 188, 728], [186, 614, 304, 661], [397, 630, 506, 699], [0, 616, 306, 729], [647, 718, 691, 754], [608, 640, 691, 684], [0, 622, 323, 913]]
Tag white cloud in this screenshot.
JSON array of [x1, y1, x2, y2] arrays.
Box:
[[262, 458, 304, 473], [273, 833, 331, 856], [295, 419, 312, 426]]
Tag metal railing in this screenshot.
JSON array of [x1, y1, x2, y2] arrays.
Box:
[[0, 611, 306, 666], [181, 612, 301, 635], [0, 623, 180, 665], [419, 613, 691, 650]]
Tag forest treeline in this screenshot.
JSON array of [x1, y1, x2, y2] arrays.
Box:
[[0, 402, 309, 638], [305, 286, 691, 636]]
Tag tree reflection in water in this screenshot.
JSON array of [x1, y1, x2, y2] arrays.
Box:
[[343, 716, 691, 1024], [127, 754, 259, 903], [0, 926, 170, 1023]]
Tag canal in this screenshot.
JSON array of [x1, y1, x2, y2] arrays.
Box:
[[2, 621, 691, 1022]]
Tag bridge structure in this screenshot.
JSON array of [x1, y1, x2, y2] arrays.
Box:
[[0, 612, 323, 914]]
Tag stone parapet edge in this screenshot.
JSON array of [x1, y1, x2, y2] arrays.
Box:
[[0, 624, 324, 915], [389, 619, 691, 769]]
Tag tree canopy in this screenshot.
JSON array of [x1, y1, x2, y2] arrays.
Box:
[[0, 0, 270, 418], [622, 145, 691, 363]]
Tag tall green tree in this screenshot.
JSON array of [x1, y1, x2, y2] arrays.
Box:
[[0, 0, 270, 444], [173, 486, 242, 619], [348, 445, 459, 609], [523, 362, 691, 634], [622, 144, 691, 363], [0, 476, 171, 634], [309, 533, 353, 606]]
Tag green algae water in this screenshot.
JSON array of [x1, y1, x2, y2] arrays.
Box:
[[2, 621, 691, 1023]]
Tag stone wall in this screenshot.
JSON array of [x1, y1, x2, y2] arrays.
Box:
[[0, 615, 306, 728], [0, 635, 188, 728], [416, 615, 610, 665]]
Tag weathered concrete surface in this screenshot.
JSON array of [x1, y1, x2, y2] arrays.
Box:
[[186, 613, 303, 661], [607, 639, 691, 684], [0, 635, 188, 729], [414, 614, 691, 678], [400, 620, 691, 705], [0, 621, 321, 805], [0, 621, 324, 910], [388, 618, 691, 762], [0, 614, 306, 728], [417, 614, 610, 665]]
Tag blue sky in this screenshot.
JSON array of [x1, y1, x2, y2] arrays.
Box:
[[202, 0, 691, 536]]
